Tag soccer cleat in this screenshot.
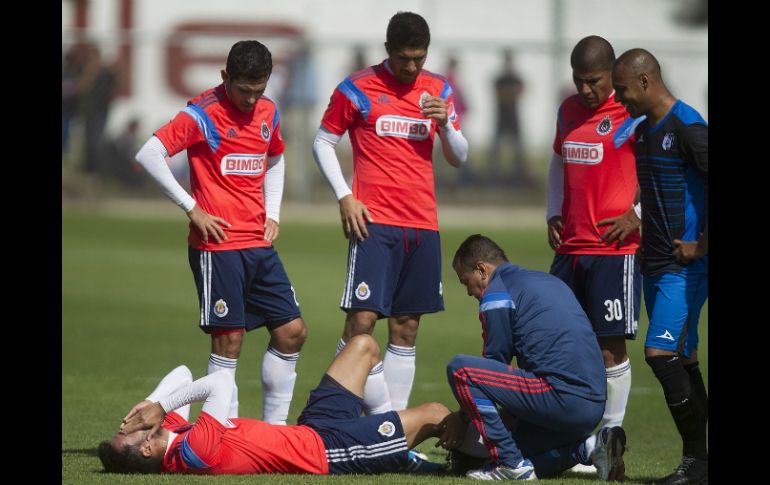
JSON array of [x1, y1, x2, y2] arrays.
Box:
[[590, 426, 627, 481], [402, 449, 447, 474], [650, 456, 708, 485], [466, 459, 537, 480], [447, 449, 489, 475]]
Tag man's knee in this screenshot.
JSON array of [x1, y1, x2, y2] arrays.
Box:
[[345, 334, 381, 360], [269, 318, 307, 353], [211, 330, 244, 358], [388, 314, 420, 346], [344, 310, 378, 338], [645, 353, 691, 406], [446, 354, 476, 376]]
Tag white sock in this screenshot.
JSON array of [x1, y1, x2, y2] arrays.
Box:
[[208, 353, 239, 418], [383, 343, 416, 410], [599, 359, 632, 429], [364, 361, 393, 414], [261, 346, 299, 425]]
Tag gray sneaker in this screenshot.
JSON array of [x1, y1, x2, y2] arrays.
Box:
[[590, 426, 627, 481], [466, 459, 537, 480]]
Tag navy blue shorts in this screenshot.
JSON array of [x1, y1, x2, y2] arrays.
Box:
[[298, 376, 409, 474], [339, 223, 444, 317], [550, 254, 640, 338], [188, 246, 301, 333]]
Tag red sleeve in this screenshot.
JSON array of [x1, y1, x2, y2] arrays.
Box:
[[181, 412, 226, 469], [163, 411, 189, 430], [268, 120, 285, 157], [154, 110, 204, 157], [320, 88, 358, 135]]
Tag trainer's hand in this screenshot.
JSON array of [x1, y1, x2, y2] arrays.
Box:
[[339, 195, 373, 241], [187, 205, 231, 244], [264, 217, 280, 243], [436, 411, 468, 450], [421, 95, 448, 127], [547, 216, 564, 250], [120, 401, 166, 436], [597, 207, 640, 247]]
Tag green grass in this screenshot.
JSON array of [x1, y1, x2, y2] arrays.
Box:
[[62, 206, 707, 484]]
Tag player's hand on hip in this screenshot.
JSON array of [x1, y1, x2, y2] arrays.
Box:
[[672, 239, 702, 264], [421, 96, 448, 127], [597, 207, 640, 247], [264, 218, 279, 243], [547, 216, 564, 250], [187, 205, 231, 244], [120, 401, 166, 435], [339, 195, 373, 241]]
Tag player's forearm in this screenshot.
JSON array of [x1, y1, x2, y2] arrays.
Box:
[[312, 127, 352, 200], [546, 153, 564, 221], [145, 365, 193, 420], [158, 371, 234, 425], [439, 122, 468, 167], [264, 154, 285, 223], [145, 365, 193, 402], [135, 136, 196, 213]]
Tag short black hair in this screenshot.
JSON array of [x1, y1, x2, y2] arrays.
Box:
[[225, 40, 273, 81], [97, 439, 162, 474], [386, 12, 431, 51], [615, 48, 662, 81], [453, 234, 509, 272], [570, 35, 615, 72]]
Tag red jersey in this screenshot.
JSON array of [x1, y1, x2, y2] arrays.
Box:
[[155, 84, 285, 251], [552, 93, 640, 255], [160, 411, 328, 475], [320, 62, 462, 231]]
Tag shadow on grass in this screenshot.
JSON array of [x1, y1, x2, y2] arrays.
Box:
[[62, 448, 98, 457]]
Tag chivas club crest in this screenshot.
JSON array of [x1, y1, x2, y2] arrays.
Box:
[[596, 116, 612, 136]]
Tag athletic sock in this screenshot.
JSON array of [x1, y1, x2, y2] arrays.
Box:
[[646, 355, 707, 459], [599, 359, 632, 428], [262, 346, 299, 425], [208, 353, 239, 418], [383, 343, 416, 410]]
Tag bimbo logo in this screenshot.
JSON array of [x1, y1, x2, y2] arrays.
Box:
[[376, 115, 431, 140], [221, 153, 266, 175], [562, 141, 604, 165]]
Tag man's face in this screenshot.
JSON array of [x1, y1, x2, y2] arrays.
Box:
[[110, 428, 165, 460], [222, 71, 268, 113], [454, 263, 487, 301], [572, 68, 614, 109], [612, 64, 645, 117], [386, 45, 428, 84]]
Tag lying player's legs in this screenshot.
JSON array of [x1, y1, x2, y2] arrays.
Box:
[[396, 402, 451, 448], [326, 334, 382, 397]]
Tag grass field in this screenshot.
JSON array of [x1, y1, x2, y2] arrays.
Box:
[[62, 203, 707, 484]]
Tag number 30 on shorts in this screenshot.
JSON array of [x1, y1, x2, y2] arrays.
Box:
[[604, 299, 623, 321]]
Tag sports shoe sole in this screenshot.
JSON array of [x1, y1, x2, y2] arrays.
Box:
[[604, 427, 627, 482]]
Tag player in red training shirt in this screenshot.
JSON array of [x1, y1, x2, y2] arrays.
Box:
[[97, 334, 452, 476], [312, 11, 468, 415], [546, 37, 645, 475], [134, 40, 307, 425]]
